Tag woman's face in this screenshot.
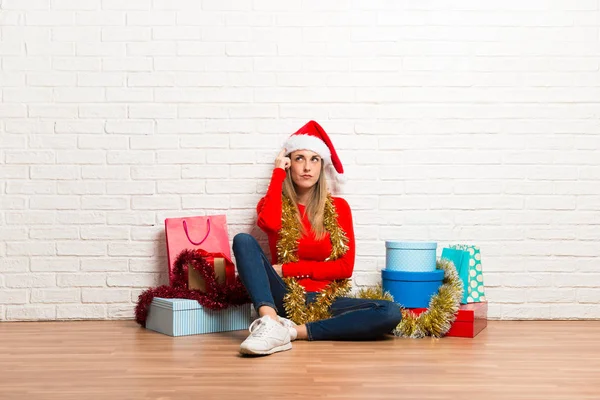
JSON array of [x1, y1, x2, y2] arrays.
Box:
[[289, 150, 322, 191]]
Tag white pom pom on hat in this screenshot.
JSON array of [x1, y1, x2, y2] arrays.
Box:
[[283, 120, 345, 182]]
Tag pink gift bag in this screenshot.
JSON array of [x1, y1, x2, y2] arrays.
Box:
[[165, 215, 231, 286]]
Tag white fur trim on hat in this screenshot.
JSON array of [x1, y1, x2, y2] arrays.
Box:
[[283, 134, 331, 164], [325, 163, 346, 184]]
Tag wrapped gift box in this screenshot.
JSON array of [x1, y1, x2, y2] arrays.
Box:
[[410, 302, 488, 338], [146, 297, 252, 337], [188, 255, 233, 292], [385, 241, 437, 272], [382, 269, 444, 308]]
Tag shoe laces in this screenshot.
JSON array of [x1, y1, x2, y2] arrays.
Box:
[[248, 316, 273, 338]]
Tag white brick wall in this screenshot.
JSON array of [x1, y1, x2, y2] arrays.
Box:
[[1, 1, 600, 321]]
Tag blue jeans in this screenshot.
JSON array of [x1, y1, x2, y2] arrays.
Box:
[[232, 233, 402, 341]]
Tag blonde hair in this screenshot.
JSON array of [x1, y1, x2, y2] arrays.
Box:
[[282, 162, 328, 240]]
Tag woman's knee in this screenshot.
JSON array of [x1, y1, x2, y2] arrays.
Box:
[[232, 232, 258, 252]]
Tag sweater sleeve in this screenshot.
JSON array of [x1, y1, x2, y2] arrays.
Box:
[[256, 168, 287, 233], [282, 198, 355, 281]]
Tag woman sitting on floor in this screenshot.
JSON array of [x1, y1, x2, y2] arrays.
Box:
[[233, 120, 402, 356]]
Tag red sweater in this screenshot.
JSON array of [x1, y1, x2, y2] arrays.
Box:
[[256, 168, 356, 292]]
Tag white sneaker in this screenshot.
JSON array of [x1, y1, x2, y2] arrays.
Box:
[[239, 316, 292, 356], [278, 316, 298, 341]]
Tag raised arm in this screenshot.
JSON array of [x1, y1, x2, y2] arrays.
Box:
[[256, 149, 291, 232], [256, 168, 286, 232]]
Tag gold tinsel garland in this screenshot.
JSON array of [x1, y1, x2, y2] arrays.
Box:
[[393, 259, 464, 338], [323, 196, 349, 261], [276, 195, 301, 264], [279, 194, 350, 324], [283, 277, 351, 325], [354, 284, 394, 302], [277, 192, 463, 336], [277, 194, 348, 265], [346, 260, 463, 338]]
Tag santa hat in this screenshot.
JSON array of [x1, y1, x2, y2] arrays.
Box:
[[283, 120, 345, 182]]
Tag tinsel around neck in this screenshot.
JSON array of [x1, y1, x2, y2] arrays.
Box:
[[277, 193, 349, 264], [278, 193, 351, 324]]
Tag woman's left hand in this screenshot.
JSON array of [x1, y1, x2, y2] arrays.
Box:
[[272, 264, 283, 277]]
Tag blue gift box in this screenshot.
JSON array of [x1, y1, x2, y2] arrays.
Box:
[[385, 241, 437, 272], [146, 297, 252, 337], [382, 269, 444, 308]]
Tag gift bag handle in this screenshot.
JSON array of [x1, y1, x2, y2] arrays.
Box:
[[183, 219, 211, 246]]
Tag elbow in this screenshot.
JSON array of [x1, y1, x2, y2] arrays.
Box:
[[340, 270, 353, 280], [257, 216, 280, 232], [341, 255, 355, 279], [338, 265, 354, 280]]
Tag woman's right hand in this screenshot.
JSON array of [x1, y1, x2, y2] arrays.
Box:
[[272, 264, 283, 277], [275, 148, 291, 171]]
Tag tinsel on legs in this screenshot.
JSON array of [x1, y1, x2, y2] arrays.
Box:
[[283, 278, 352, 325]]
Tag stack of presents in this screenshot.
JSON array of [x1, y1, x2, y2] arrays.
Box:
[[382, 241, 487, 338], [145, 215, 253, 337], [142, 215, 487, 338]]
